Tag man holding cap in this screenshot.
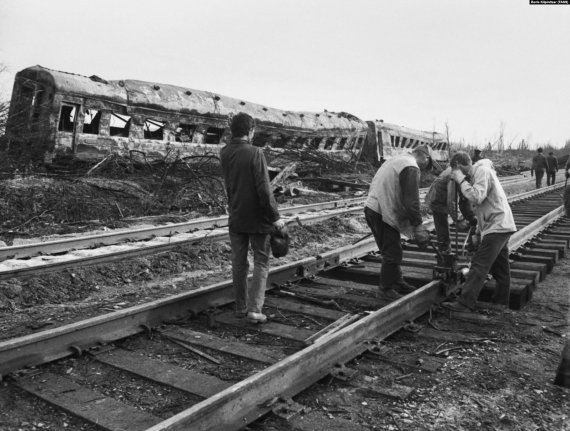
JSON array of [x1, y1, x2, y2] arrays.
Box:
[[364, 145, 432, 301], [444, 151, 516, 312]]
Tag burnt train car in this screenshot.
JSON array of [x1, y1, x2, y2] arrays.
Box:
[[366, 121, 449, 163], [4, 66, 369, 165], [4, 65, 448, 167]]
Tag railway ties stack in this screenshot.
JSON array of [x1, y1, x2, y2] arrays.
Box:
[[2, 186, 568, 430]]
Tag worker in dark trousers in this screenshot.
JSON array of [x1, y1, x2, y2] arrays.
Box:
[[425, 165, 477, 253], [220, 113, 285, 324], [443, 152, 516, 312], [531, 148, 549, 188], [364, 145, 431, 301], [546, 151, 558, 185]]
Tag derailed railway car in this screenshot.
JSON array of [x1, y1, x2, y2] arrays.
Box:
[[4, 66, 369, 165], [4, 65, 449, 167], [366, 121, 449, 163]]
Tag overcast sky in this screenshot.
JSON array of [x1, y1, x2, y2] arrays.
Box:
[[1, 0, 568, 148]]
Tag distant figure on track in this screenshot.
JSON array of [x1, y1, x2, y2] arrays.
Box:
[[220, 113, 285, 324], [531, 147, 549, 189], [443, 152, 516, 312], [364, 145, 431, 301], [546, 151, 559, 186]]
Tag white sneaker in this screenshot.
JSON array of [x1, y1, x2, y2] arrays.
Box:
[[246, 312, 267, 323]]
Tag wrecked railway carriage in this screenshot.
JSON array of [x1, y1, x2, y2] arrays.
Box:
[[5, 65, 449, 167]]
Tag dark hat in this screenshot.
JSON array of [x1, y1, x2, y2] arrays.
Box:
[[270, 226, 289, 258], [537, 147, 543, 153], [474, 149, 481, 153], [412, 145, 431, 157]]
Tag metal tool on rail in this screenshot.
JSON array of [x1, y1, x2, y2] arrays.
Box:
[[429, 178, 471, 295]]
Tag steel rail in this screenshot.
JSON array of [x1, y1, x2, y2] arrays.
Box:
[[0, 197, 367, 262], [147, 280, 444, 431], [0, 206, 363, 281], [0, 186, 563, 379], [0, 177, 545, 283], [0, 239, 375, 377], [0, 174, 528, 262]]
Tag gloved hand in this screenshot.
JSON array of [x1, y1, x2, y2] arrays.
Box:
[[273, 219, 286, 230], [413, 224, 430, 250], [455, 219, 470, 232], [450, 169, 466, 184]]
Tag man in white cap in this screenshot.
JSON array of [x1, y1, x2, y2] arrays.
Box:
[[364, 145, 432, 301]]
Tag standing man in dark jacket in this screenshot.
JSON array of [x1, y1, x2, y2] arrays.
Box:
[[546, 151, 559, 186], [364, 145, 431, 301], [531, 148, 549, 189], [220, 113, 285, 323]]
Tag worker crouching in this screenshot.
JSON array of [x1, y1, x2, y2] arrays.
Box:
[[443, 152, 516, 312], [425, 166, 477, 254], [364, 145, 432, 301]]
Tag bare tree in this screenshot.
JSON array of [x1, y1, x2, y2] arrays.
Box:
[[0, 64, 9, 138]]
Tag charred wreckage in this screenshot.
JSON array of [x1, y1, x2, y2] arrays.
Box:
[[4, 65, 450, 168]]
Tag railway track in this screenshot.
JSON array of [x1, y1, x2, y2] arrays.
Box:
[[0, 174, 533, 281], [0, 184, 567, 431]]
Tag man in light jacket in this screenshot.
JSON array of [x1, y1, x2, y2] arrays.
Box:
[[364, 145, 431, 301], [443, 152, 517, 311]]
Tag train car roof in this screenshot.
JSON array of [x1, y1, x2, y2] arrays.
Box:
[[375, 121, 446, 143], [17, 65, 127, 105], [17, 66, 367, 132]]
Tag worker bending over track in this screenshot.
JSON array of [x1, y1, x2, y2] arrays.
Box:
[[425, 166, 477, 254], [443, 152, 516, 312], [364, 145, 432, 301]]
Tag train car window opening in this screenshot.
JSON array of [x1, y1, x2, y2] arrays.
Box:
[[144, 119, 165, 140], [32, 90, 45, 120], [310, 137, 323, 149], [272, 135, 288, 148], [175, 124, 196, 142], [338, 137, 348, 149], [356, 136, 364, 149], [17, 86, 35, 124], [58, 104, 77, 132], [110, 113, 131, 137], [252, 131, 271, 147], [344, 138, 355, 150], [83, 109, 101, 135], [389, 135, 395, 147], [204, 127, 224, 144], [394, 136, 401, 148], [324, 137, 335, 150], [294, 136, 307, 147]]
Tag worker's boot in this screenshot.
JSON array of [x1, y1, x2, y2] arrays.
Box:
[[377, 288, 403, 302], [393, 280, 416, 294], [247, 312, 268, 324]]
